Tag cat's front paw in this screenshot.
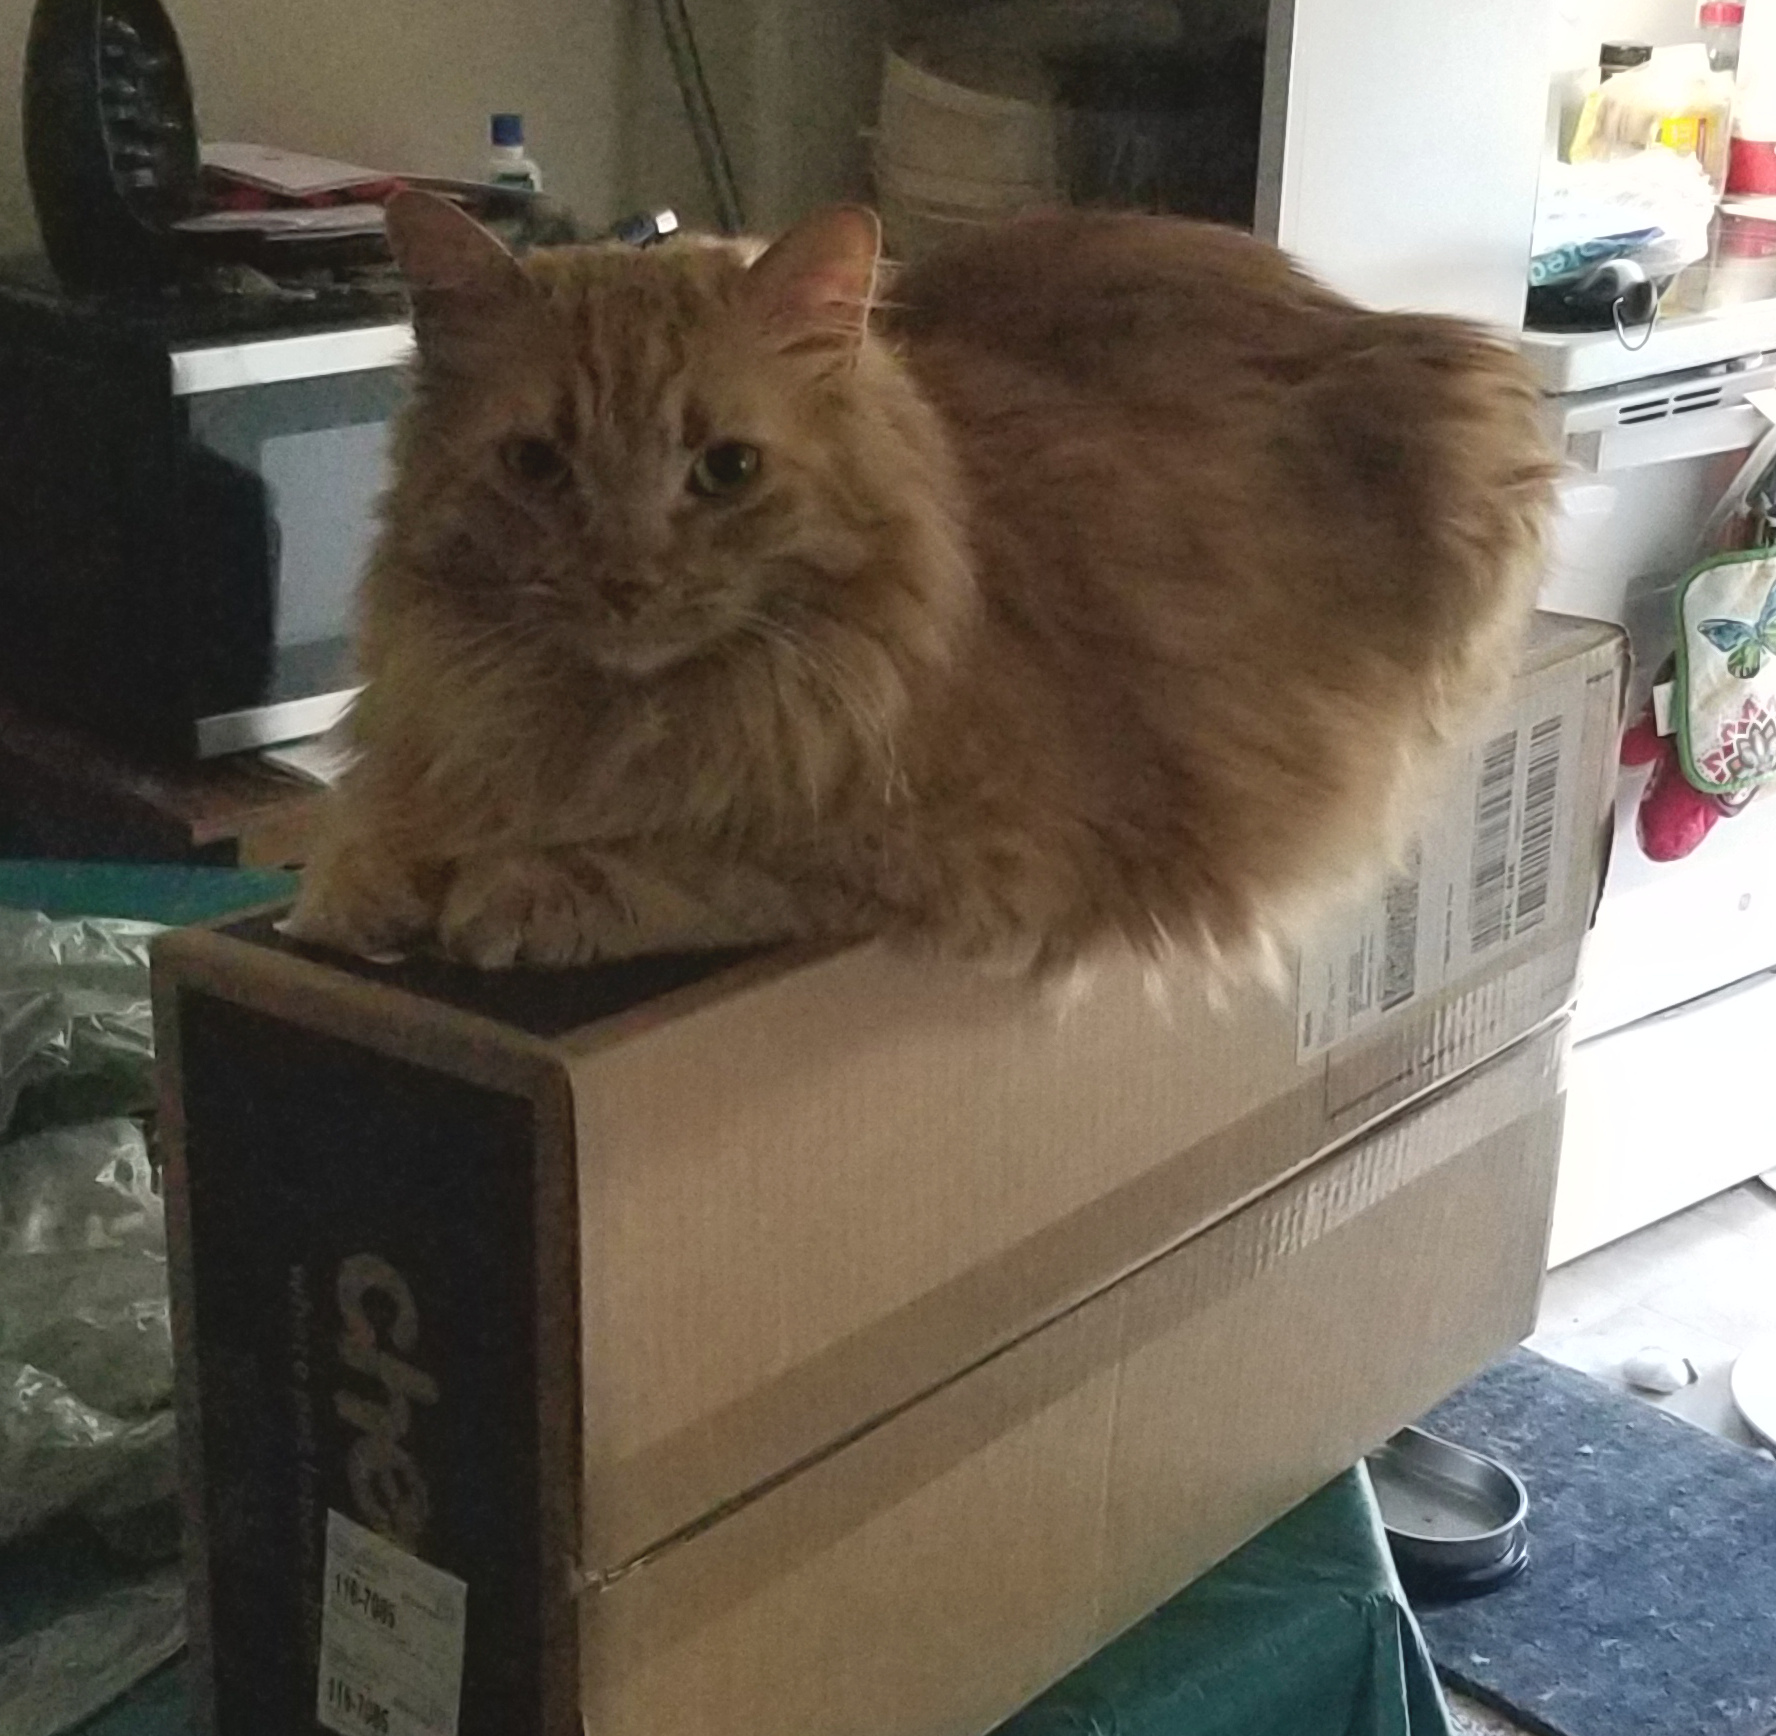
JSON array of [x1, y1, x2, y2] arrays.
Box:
[[438, 853, 619, 969], [284, 847, 431, 963]]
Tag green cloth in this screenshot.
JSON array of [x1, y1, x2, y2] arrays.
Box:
[[0, 862, 296, 928], [75, 1469, 1451, 1736], [996, 1465, 1453, 1736], [77, 1658, 188, 1736]]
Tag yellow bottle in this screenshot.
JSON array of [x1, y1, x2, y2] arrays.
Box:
[[1657, 101, 1732, 192]]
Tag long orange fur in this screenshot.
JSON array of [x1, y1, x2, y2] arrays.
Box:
[[286, 196, 1556, 975]]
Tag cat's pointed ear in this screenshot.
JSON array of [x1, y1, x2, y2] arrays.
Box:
[[744, 205, 881, 352], [384, 192, 529, 348]]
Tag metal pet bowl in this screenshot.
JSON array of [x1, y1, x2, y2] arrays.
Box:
[[1367, 1424, 1530, 1602]]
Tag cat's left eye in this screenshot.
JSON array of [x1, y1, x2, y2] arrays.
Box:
[[689, 441, 762, 499]]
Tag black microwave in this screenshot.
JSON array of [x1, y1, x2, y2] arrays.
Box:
[[0, 259, 411, 759]]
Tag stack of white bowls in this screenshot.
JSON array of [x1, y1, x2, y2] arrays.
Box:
[[873, 48, 1059, 260]]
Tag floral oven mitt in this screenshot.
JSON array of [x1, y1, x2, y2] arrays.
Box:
[[1627, 549, 1776, 863]]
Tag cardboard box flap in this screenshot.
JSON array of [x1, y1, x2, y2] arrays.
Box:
[[1520, 610, 1621, 674]]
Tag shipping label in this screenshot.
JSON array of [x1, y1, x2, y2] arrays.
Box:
[[317, 1510, 467, 1736], [1297, 673, 1578, 1059]]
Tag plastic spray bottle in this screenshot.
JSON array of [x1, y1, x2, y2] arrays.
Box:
[[487, 113, 543, 192]]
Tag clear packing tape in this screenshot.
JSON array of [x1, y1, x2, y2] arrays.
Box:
[[0, 909, 185, 1736]]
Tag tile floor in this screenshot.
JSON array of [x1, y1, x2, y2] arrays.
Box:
[[1525, 1176, 1776, 1450], [1430, 1177, 1776, 1735]]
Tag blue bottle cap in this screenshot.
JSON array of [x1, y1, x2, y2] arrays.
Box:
[[491, 113, 524, 147]]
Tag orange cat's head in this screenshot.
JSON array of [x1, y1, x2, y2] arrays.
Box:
[[371, 193, 963, 686]]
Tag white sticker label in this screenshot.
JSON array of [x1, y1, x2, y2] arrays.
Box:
[[317, 1510, 467, 1736], [1296, 673, 1578, 1058]]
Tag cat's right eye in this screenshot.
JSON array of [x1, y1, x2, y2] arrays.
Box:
[[689, 441, 762, 499], [502, 436, 569, 487]]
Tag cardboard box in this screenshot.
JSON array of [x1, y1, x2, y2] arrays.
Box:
[[154, 615, 1622, 1736]]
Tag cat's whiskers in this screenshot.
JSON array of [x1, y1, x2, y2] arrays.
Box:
[[772, 624, 889, 769], [731, 609, 902, 805], [768, 620, 905, 804], [735, 621, 847, 818], [430, 609, 556, 672], [791, 631, 902, 805], [722, 618, 826, 816]]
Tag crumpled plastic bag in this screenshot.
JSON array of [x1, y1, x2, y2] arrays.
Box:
[[0, 907, 183, 1736], [1529, 149, 1716, 283], [0, 910, 158, 1140], [0, 1117, 175, 1545], [0, 910, 176, 1547]]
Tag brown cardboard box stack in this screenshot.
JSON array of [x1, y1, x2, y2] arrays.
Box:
[[155, 614, 1625, 1736]]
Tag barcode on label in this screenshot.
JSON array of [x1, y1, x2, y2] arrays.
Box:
[[1513, 716, 1562, 932], [1344, 940, 1371, 1021], [1294, 655, 1588, 1065], [1468, 731, 1518, 954], [1380, 848, 1421, 1011]]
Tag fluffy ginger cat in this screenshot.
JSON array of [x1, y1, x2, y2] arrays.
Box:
[[285, 193, 1555, 977]]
